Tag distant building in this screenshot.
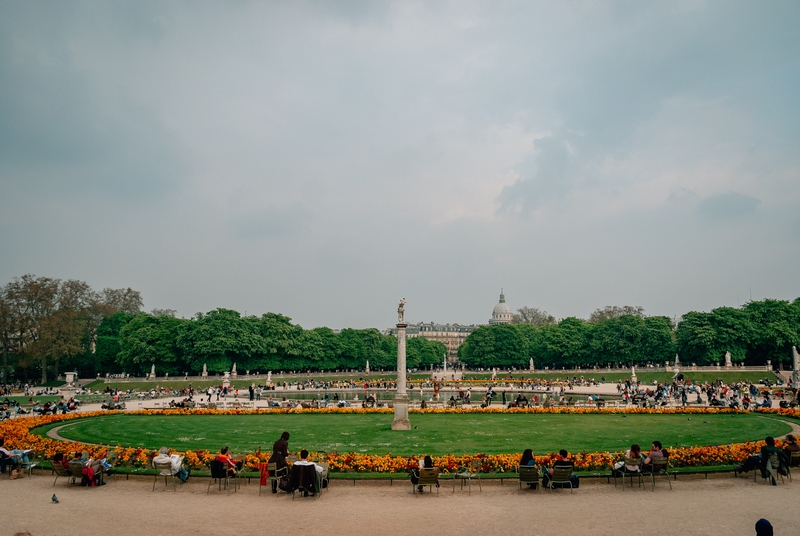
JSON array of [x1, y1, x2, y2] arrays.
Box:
[[383, 290, 513, 362], [385, 322, 476, 362], [488, 289, 513, 325]]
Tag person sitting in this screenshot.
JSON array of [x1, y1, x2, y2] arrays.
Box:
[[641, 441, 668, 472], [410, 455, 437, 493], [519, 448, 537, 488], [613, 444, 643, 477], [52, 452, 70, 470], [152, 446, 190, 483], [542, 450, 575, 487], [72, 451, 107, 486], [757, 395, 772, 408], [735, 436, 788, 484], [215, 446, 242, 476], [0, 438, 32, 474], [783, 434, 800, 466], [292, 449, 325, 496]]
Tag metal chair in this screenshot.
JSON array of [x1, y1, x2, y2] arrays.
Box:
[[153, 460, 179, 491], [259, 462, 288, 495], [453, 459, 482, 495], [51, 460, 73, 487], [756, 453, 785, 485], [613, 457, 644, 491], [207, 460, 236, 494], [547, 465, 574, 493], [414, 467, 440, 495], [788, 451, 800, 482], [517, 465, 541, 491], [641, 457, 672, 490]]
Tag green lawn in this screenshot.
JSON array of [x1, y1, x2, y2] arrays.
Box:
[[465, 371, 778, 384], [83, 373, 433, 392], [42, 413, 791, 456]]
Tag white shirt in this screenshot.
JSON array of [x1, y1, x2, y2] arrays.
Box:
[[153, 453, 184, 475], [295, 459, 323, 474]]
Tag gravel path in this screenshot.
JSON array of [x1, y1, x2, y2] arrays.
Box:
[[5, 470, 797, 536]]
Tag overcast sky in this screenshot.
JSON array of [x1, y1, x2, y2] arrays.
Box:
[[1, 1, 798, 329]]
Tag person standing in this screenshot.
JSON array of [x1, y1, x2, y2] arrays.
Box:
[[268, 432, 290, 493]]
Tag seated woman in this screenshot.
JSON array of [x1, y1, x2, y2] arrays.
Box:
[[613, 444, 642, 477], [519, 449, 537, 488], [410, 455, 437, 493], [736, 436, 788, 483], [215, 446, 242, 476]]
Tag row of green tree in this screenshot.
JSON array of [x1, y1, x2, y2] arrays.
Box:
[[98, 308, 445, 376], [459, 299, 800, 369], [3, 274, 799, 381]]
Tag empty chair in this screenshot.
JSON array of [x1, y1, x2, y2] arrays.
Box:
[[453, 459, 482, 495]]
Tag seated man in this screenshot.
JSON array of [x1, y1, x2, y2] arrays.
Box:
[[735, 436, 788, 483], [783, 434, 800, 466], [293, 449, 326, 496], [214, 446, 242, 476], [641, 441, 668, 472], [152, 446, 190, 482], [542, 449, 575, 488]]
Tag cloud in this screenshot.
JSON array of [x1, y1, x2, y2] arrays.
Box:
[[0, 1, 798, 329], [698, 192, 760, 220]]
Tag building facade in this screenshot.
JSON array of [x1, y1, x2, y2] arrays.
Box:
[[385, 322, 476, 362]]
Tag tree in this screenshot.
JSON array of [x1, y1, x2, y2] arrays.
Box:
[[543, 317, 589, 368], [512, 306, 555, 325], [589, 305, 645, 323], [176, 309, 266, 373], [118, 313, 186, 375]]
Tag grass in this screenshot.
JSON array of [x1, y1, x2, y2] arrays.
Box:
[[465, 371, 778, 384], [83, 373, 433, 392], [41, 412, 791, 456]]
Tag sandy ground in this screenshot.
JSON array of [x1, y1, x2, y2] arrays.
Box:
[[3, 471, 797, 536]]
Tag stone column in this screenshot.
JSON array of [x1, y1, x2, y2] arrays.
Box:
[[792, 346, 799, 389], [392, 323, 411, 430]]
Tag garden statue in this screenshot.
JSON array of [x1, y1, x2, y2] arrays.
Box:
[[725, 351, 732, 367], [201, 363, 208, 377], [529, 358, 534, 371], [398, 297, 406, 324], [150, 364, 156, 379], [366, 360, 370, 373], [267, 371, 272, 382]]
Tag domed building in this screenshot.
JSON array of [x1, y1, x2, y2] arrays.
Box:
[[489, 289, 514, 324]]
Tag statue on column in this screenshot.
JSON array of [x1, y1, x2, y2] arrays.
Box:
[[398, 297, 406, 324]]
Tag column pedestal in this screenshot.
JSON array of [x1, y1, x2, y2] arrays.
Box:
[[391, 394, 411, 430], [392, 322, 411, 430]]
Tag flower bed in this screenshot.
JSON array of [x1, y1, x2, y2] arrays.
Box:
[[3, 407, 797, 473]]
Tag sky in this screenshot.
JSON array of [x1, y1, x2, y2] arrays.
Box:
[[1, 0, 798, 329]]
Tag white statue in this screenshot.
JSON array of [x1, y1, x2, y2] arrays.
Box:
[[201, 363, 208, 377], [150, 364, 156, 378], [267, 371, 272, 382], [674, 353, 680, 366], [232, 363, 237, 374], [725, 351, 732, 367], [366, 360, 370, 373], [529, 358, 534, 371], [398, 297, 406, 324]]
